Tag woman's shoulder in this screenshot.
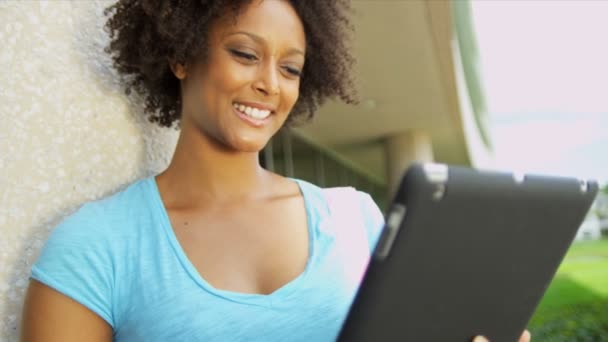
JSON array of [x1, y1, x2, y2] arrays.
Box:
[[47, 176, 156, 242], [90, 176, 154, 216], [292, 178, 381, 214], [30, 177, 159, 325], [28, 177, 152, 330], [292, 178, 385, 250]]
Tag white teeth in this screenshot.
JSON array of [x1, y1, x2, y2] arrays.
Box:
[[233, 102, 272, 120], [257, 110, 270, 118]]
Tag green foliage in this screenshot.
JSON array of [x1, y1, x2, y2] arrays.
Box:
[[531, 275, 603, 314], [528, 240, 608, 341], [529, 300, 608, 341]]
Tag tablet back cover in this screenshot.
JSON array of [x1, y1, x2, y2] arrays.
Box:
[[339, 164, 598, 342]]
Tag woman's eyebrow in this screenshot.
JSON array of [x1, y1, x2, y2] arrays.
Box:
[[226, 31, 305, 57]]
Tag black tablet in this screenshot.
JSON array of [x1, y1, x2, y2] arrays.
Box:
[[339, 163, 598, 342]]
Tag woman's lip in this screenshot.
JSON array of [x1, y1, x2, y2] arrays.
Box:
[[233, 106, 271, 127], [233, 101, 276, 113]]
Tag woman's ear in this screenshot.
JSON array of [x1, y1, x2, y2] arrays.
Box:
[[169, 60, 188, 80]]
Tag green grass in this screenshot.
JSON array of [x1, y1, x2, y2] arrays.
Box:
[[528, 239, 608, 340]]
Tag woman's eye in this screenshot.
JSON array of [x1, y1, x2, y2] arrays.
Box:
[[230, 49, 258, 62], [284, 66, 302, 77]]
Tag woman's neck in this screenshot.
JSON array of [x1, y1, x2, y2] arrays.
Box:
[[156, 121, 273, 207]]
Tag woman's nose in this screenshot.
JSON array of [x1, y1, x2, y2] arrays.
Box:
[[253, 61, 280, 96]]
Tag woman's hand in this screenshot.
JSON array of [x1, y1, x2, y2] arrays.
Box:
[[473, 330, 531, 342]]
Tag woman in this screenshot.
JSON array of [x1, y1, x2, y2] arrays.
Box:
[[20, 1, 530, 341]]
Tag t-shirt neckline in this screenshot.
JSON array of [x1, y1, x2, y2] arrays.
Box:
[[145, 176, 317, 307]]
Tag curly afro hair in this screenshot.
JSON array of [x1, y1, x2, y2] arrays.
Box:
[[103, 0, 358, 128]]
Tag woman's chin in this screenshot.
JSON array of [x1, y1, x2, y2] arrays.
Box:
[[235, 144, 266, 153], [227, 136, 270, 153]]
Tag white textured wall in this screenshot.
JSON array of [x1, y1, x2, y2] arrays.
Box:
[[0, 1, 179, 340]]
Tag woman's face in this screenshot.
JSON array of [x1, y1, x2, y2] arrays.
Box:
[[176, 0, 306, 152]]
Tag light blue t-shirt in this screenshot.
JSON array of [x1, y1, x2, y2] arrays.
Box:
[[31, 177, 384, 341]]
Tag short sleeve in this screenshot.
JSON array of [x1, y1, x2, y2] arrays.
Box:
[[356, 191, 385, 252], [31, 202, 115, 327]]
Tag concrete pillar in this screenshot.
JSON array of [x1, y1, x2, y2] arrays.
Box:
[[385, 130, 434, 196]]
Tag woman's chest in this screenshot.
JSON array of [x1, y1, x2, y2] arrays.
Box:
[[168, 198, 311, 295], [114, 241, 359, 342]]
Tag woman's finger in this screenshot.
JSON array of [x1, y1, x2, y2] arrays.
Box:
[[518, 330, 531, 342], [472, 330, 531, 342]]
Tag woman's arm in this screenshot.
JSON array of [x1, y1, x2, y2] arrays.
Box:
[[20, 280, 112, 342]]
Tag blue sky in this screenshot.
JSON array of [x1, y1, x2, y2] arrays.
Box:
[[471, 1, 608, 186]]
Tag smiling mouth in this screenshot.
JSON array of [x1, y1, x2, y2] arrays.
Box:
[[232, 102, 272, 120]]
